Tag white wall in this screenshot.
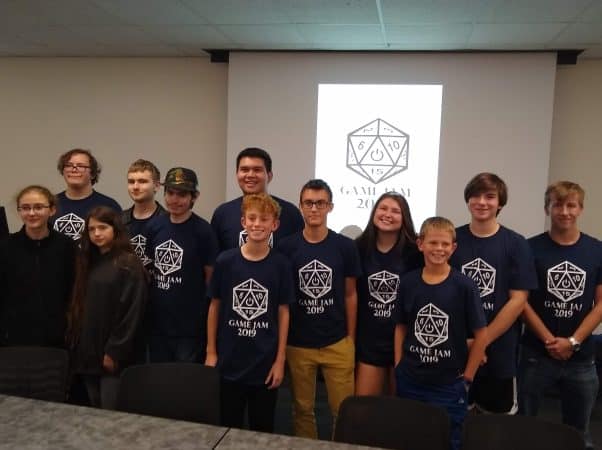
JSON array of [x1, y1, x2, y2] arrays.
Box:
[[0, 57, 227, 231], [549, 59, 602, 237], [226, 52, 556, 237], [1, 54, 600, 241]]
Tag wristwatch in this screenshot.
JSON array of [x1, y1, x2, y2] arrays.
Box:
[[568, 336, 581, 352]]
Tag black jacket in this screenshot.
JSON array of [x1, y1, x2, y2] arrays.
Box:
[[74, 253, 147, 375], [0, 227, 75, 347], [0, 207, 8, 240]]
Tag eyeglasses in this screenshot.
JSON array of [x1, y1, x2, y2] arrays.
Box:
[[301, 200, 331, 210], [17, 204, 50, 213], [63, 163, 91, 172]]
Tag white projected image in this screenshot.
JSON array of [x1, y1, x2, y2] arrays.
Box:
[[315, 84, 443, 234]]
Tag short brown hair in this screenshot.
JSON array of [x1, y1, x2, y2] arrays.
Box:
[[464, 172, 508, 210], [15, 185, 57, 209], [241, 193, 281, 219], [544, 181, 585, 210], [57, 148, 101, 185], [419, 216, 456, 242], [128, 159, 161, 182]]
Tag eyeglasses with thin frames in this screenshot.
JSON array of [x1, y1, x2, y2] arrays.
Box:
[[301, 200, 331, 210], [63, 163, 90, 172], [17, 204, 51, 213]]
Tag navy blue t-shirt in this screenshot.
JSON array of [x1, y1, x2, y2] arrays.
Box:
[[396, 269, 486, 385], [122, 202, 167, 266], [145, 213, 218, 337], [523, 232, 602, 361], [450, 224, 538, 377], [208, 248, 294, 386], [278, 230, 362, 348], [211, 195, 304, 252], [53, 190, 121, 240], [356, 244, 422, 366]]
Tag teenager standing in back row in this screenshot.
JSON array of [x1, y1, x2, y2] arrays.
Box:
[[450, 173, 537, 414]]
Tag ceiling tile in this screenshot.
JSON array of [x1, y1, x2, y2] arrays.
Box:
[[182, 0, 379, 25], [279, 0, 379, 24], [9, 26, 89, 47], [381, 0, 496, 24], [217, 24, 305, 47], [0, 0, 125, 26], [0, 0, 599, 55], [552, 23, 602, 45], [469, 23, 566, 46], [386, 24, 473, 45], [141, 25, 233, 47], [66, 25, 164, 46], [489, 0, 591, 23], [576, 0, 602, 23], [92, 0, 207, 25], [296, 24, 383, 45], [91, 43, 184, 55]]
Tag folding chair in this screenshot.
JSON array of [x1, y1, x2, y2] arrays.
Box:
[[0, 346, 69, 402], [334, 395, 450, 450], [462, 414, 585, 450], [116, 363, 220, 425]]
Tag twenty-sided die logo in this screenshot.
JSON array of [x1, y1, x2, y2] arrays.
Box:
[[130, 234, 152, 266], [415, 303, 449, 348], [299, 259, 332, 299], [54, 213, 85, 240], [547, 261, 586, 303], [346, 118, 409, 184], [462, 258, 496, 298], [232, 278, 269, 321], [368, 270, 400, 304], [154, 239, 183, 276]]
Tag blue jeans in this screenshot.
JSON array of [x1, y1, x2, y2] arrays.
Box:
[[518, 346, 599, 449], [395, 369, 467, 450]]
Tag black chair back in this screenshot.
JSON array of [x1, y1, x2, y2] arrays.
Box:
[[462, 414, 585, 450], [116, 363, 220, 425], [0, 346, 69, 402], [334, 395, 450, 450]]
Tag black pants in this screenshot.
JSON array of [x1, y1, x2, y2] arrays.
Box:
[[220, 378, 278, 432]]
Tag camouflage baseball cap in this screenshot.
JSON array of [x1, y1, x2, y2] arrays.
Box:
[[163, 167, 198, 192]]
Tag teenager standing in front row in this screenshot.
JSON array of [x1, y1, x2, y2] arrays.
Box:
[[278, 179, 362, 439], [206, 193, 293, 432], [0, 186, 75, 348], [354, 192, 422, 395], [67, 207, 147, 409]]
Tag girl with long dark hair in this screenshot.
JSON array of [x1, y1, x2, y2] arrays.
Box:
[[67, 206, 147, 409], [355, 192, 422, 395]]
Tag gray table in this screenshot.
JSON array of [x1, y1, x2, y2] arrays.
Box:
[[0, 395, 227, 449], [0, 395, 379, 450]]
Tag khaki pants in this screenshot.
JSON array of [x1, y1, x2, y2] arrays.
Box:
[[286, 336, 355, 439]]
